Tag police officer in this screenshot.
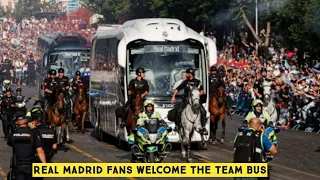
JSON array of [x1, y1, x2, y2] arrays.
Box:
[[71, 71, 84, 93], [121, 67, 149, 127], [30, 107, 57, 163], [56, 68, 71, 141], [171, 68, 208, 135], [209, 66, 219, 96], [15, 87, 28, 116], [7, 113, 46, 180], [44, 70, 58, 112], [2, 59, 11, 81], [25, 54, 36, 86], [1, 88, 19, 140], [56, 68, 70, 99], [244, 99, 271, 126], [41, 70, 51, 90]]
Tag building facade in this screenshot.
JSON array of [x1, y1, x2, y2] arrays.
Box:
[[66, 0, 79, 12]]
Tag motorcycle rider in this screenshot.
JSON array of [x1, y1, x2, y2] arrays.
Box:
[[7, 113, 46, 180], [244, 99, 271, 126], [1, 88, 19, 140], [29, 107, 57, 164], [1, 80, 11, 94], [171, 68, 208, 135], [121, 67, 149, 128], [44, 69, 58, 112], [128, 100, 169, 161]]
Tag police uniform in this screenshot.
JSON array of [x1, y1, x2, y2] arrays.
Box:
[[209, 66, 219, 96], [25, 56, 36, 86], [122, 68, 149, 125], [44, 70, 58, 111], [71, 71, 84, 93], [41, 71, 51, 90], [56, 68, 70, 93], [244, 99, 271, 126], [175, 68, 207, 135], [7, 115, 43, 180], [253, 68, 270, 99], [31, 108, 57, 163], [1, 88, 17, 138]]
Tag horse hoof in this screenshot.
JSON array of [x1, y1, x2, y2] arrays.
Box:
[[181, 151, 186, 158], [187, 158, 193, 163], [220, 139, 224, 144], [212, 140, 217, 145], [201, 142, 206, 147]]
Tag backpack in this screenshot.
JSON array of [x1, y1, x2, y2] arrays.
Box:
[[233, 129, 264, 163]]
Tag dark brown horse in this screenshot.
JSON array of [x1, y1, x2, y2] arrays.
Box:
[[73, 84, 88, 134], [209, 84, 227, 144], [126, 92, 143, 135], [48, 91, 67, 145]]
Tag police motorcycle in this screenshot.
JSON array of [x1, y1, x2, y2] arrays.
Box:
[[130, 122, 173, 163], [129, 101, 173, 163]]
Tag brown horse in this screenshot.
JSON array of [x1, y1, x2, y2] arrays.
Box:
[[126, 92, 143, 135], [73, 84, 88, 134], [209, 85, 227, 144], [48, 91, 67, 145]]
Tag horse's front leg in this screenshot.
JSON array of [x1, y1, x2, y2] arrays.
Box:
[[82, 111, 87, 134], [186, 132, 193, 163], [180, 128, 186, 158], [211, 117, 218, 144], [220, 113, 226, 144]]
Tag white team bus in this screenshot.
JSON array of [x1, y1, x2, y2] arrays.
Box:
[[89, 18, 217, 147]]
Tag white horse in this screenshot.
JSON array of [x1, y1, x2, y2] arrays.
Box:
[[180, 85, 204, 163], [262, 80, 280, 126]]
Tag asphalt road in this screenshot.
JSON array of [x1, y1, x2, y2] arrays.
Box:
[[0, 85, 319, 180]]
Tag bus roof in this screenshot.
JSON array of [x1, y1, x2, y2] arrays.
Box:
[[93, 18, 204, 43]]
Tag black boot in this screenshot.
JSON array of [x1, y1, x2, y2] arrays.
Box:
[[200, 107, 208, 135]]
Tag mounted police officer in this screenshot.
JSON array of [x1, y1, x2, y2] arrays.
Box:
[[121, 67, 149, 127], [29, 107, 57, 164], [44, 69, 58, 112], [41, 70, 51, 90], [1, 88, 18, 140], [71, 71, 84, 98], [209, 66, 219, 96], [171, 68, 208, 135], [56, 68, 71, 140], [7, 113, 46, 180]]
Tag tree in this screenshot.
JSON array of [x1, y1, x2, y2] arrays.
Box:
[[14, 0, 42, 20]]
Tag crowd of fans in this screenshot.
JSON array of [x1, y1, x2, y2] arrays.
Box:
[[0, 16, 95, 86], [203, 31, 320, 128]]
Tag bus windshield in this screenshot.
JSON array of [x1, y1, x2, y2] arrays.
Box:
[[127, 41, 206, 99], [49, 51, 90, 77]]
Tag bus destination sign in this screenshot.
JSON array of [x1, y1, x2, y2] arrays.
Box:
[[144, 45, 188, 53]]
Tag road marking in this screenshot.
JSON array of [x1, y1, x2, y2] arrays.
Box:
[[208, 145, 320, 179], [66, 144, 136, 180], [0, 166, 7, 178]]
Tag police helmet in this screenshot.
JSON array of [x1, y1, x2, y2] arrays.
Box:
[[16, 87, 22, 92], [252, 99, 263, 108], [144, 100, 155, 111], [5, 87, 12, 93], [50, 69, 57, 75], [210, 66, 217, 72], [136, 68, 145, 75], [31, 106, 44, 119], [15, 112, 27, 122], [58, 68, 64, 73], [75, 71, 81, 76], [3, 80, 10, 86], [186, 68, 196, 75]]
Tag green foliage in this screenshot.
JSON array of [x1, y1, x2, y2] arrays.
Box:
[[14, 0, 42, 21]]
